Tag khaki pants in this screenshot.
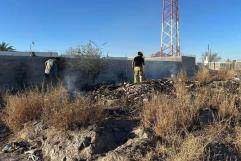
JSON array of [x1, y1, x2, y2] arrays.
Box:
[[134, 67, 143, 83]]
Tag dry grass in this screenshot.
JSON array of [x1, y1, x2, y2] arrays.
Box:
[[143, 83, 199, 137], [143, 83, 239, 137], [175, 70, 188, 82], [195, 68, 212, 83], [142, 68, 241, 161], [196, 89, 239, 121], [204, 123, 229, 143], [3, 88, 44, 132], [169, 135, 204, 161], [216, 69, 237, 81], [234, 127, 241, 152], [195, 68, 237, 83], [157, 122, 233, 161], [218, 94, 239, 121], [3, 86, 103, 132], [50, 97, 103, 130], [143, 80, 241, 160], [174, 82, 189, 98], [172, 123, 232, 161]]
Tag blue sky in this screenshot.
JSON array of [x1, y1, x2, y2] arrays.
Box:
[[0, 0, 241, 60]]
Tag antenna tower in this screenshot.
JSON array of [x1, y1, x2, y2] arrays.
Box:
[[160, 0, 180, 57]]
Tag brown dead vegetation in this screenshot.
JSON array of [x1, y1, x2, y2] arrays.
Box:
[[3, 88, 44, 132], [143, 79, 241, 160], [3, 86, 103, 132], [143, 82, 198, 137], [195, 68, 237, 83], [175, 70, 188, 82], [145, 83, 239, 133], [49, 97, 103, 130]]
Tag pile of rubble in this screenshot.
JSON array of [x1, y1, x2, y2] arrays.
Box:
[[207, 80, 240, 93], [90, 80, 175, 109], [1, 141, 42, 161]]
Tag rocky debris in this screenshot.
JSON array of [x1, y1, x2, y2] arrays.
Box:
[[41, 129, 92, 161], [17, 121, 47, 141], [93, 120, 138, 155], [90, 79, 240, 110], [97, 127, 156, 161], [1, 140, 44, 160], [25, 149, 43, 161], [97, 152, 131, 161], [207, 80, 240, 93], [92, 80, 174, 100], [90, 80, 175, 115], [204, 143, 241, 161], [223, 80, 240, 93], [2, 141, 30, 153], [41, 119, 139, 161], [190, 108, 219, 131], [0, 122, 45, 161], [0, 118, 142, 161], [78, 136, 92, 151], [198, 108, 218, 125]]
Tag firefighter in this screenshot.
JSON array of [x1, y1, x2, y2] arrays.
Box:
[[132, 52, 145, 83]]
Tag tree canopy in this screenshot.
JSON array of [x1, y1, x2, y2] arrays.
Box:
[[202, 52, 221, 63], [0, 42, 15, 51]]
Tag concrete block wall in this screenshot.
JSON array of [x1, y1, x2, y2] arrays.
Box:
[[181, 56, 196, 75], [144, 61, 181, 79], [0, 56, 196, 91], [0, 56, 47, 90], [97, 59, 133, 83]]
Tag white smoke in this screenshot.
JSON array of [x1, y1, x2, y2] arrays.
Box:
[[64, 74, 77, 91]]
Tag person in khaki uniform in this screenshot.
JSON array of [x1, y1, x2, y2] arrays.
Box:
[[132, 52, 145, 83]]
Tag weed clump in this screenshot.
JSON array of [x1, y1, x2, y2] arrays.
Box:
[[3, 86, 103, 132], [195, 68, 237, 83], [143, 82, 198, 137], [3, 89, 44, 132], [195, 68, 212, 83]]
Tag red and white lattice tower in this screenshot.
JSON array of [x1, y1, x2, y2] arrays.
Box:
[[160, 0, 180, 57]]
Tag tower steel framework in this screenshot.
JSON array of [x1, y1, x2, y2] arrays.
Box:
[[160, 0, 180, 57]]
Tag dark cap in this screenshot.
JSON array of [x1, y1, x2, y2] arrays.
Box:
[[138, 51, 143, 56]]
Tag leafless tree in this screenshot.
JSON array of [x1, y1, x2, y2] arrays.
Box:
[[64, 41, 106, 81]]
